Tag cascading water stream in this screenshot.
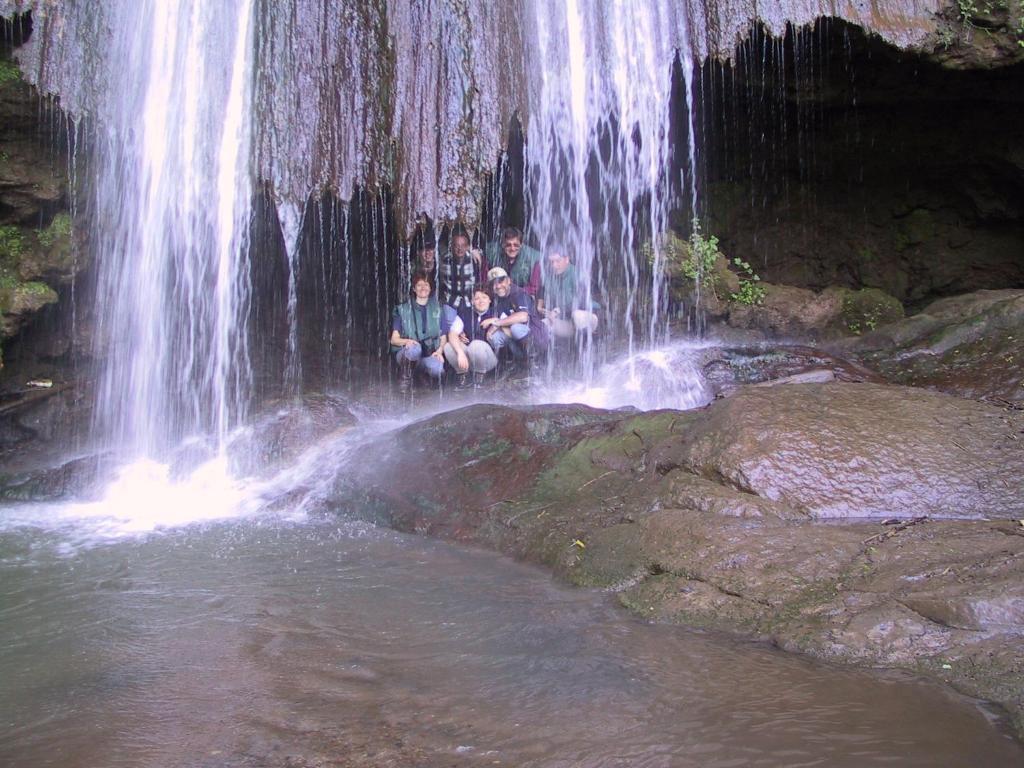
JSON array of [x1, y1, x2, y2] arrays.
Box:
[[85, 0, 256, 459], [524, 0, 699, 379]]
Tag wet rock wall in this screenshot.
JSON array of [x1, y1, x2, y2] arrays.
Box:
[[3, 0, 974, 234], [696, 18, 1024, 307]]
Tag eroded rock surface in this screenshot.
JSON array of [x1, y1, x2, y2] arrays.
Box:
[[226, 393, 358, 477], [668, 383, 1022, 519]]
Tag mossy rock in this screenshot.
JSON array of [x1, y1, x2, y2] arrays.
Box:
[[0, 59, 22, 87], [566, 522, 647, 588], [0, 225, 25, 263], [0, 214, 77, 317], [1, 280, 58, 336], [839, 288, 905, 335], [36, 212, 72, 250]]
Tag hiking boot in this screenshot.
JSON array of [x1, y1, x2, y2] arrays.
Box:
[[397, 361, 413, 394], [472, 371, 487, 388], [454, 372, 471, 390]]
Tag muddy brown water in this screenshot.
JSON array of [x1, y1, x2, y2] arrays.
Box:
[[1, 515, 1021, 768]]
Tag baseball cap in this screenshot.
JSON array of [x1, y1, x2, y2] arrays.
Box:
[[487, 267, 509, 281]]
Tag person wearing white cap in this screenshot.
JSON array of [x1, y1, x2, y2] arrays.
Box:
[[484, 266, 537, 376]]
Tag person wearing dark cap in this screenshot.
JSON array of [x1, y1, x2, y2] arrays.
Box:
[[414, 241, 438, 284]]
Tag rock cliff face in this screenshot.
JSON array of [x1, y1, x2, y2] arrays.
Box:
[[698, 17, 1024, 309], [4, 0, 1019, 233], [0, 18, 78, 371]]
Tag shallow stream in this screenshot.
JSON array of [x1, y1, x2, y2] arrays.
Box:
[[2, 505, 1021, 767]]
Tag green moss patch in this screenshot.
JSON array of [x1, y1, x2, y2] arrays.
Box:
[[841, 288, 904, 335], [0, 59, 22, 86], [0, 225, 25, 261], [37, 213, 72, 249]]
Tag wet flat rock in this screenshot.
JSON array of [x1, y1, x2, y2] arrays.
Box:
[[671, 382, 1024, 519], [841, 289, 1024, 405]]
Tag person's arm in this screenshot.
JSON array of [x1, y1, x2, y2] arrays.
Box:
[[390, 329, 418, 347], [447, 323, 470, 369], [432, 334, 447, 359], [488, 310, 528, 327], [433, 305, 457, 359], [448, 314, 465, 339], [576, 282, 598, 314]]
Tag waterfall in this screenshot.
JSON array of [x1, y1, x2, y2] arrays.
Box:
[[524, 0, 697, 375], [86, 0, 255, 458], [4, 0, 947, 457]]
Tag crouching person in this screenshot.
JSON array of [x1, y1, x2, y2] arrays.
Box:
[[444, 284, 498, 389], [485, 267, 546, 376], [390, 272, 453, 392], [540, 247, 599, 338]]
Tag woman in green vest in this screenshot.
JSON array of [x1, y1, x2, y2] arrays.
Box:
[[390, 272, 453, 389]]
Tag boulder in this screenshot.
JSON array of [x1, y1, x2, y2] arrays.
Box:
[[225, 393, 359, 477], [0, 452, 104, 501], [840, 288, 1024, 404], [697, 343, 883, 398], [724, 285, 904, 340], [669, 383, 1023, 519]]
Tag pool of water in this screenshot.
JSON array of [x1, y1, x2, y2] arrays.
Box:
[[1, 513, 1020, 768]]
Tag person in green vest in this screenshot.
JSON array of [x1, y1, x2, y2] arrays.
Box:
[[488, 226, 542, 297], [389, 271, 455, 391], [538, 246, 599, 338]]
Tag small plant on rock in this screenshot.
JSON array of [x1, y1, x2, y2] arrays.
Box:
[[682, 220, 720, 284], [841, 289, 904, 335], [729, 257, 766, 306], [37, 213, 72, 249], [640, 219, 721, 289], [954, 0, 1024, 46], [0, 60, 21, 86], [0, 225, 25, 261]]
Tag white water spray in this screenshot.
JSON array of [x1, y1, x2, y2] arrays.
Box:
[[88, 0, 255, 458]]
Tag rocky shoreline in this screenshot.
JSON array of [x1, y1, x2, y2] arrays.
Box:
[[322, 381, 1024, 738], [1, 304, 1021, 738]]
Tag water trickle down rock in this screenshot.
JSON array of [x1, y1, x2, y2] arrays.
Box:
[[0, 0, 962, 455], [8, 0, 956, 234]]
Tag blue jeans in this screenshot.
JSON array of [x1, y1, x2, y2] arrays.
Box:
[[394, 342, 444, 378], [488, 323, 530, 352]]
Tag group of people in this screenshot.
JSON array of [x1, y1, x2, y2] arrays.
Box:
[[389, 226, 599, 390]]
